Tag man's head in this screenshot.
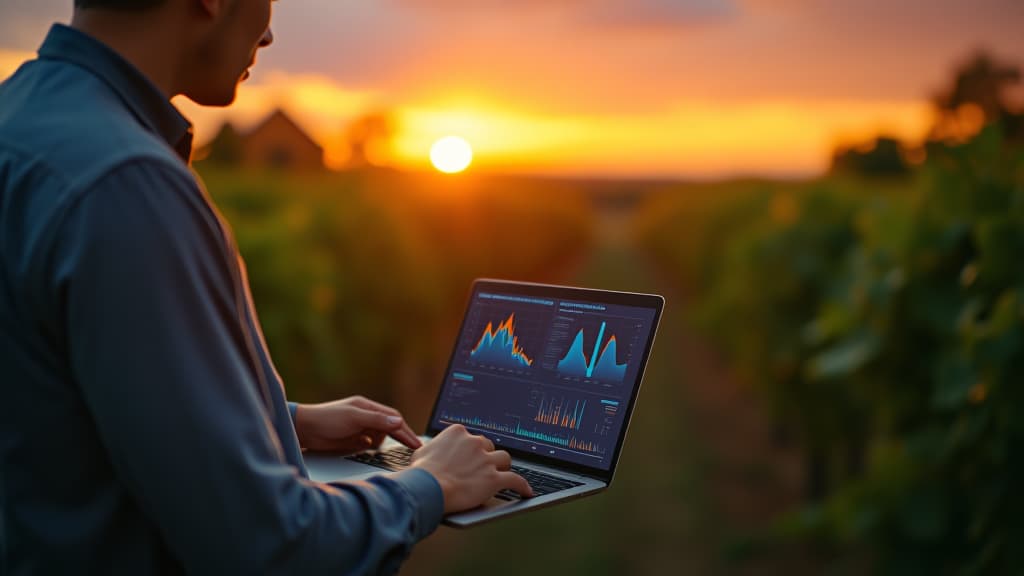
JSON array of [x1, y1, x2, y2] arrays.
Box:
[[73, 0, 274, 106]]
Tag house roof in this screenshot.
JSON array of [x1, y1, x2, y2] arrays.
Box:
[[197, 108, 324, 164], [245, 108, 323, 153]]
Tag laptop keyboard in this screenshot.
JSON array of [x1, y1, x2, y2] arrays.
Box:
[[345, 446, 584, 500], [347, 446, 415, 471]]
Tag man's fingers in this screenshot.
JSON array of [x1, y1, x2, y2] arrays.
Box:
[[348, 396, 402, 417], [331, 434, 375, 455], [395, 418, 418, 440], [476, 434, 495, 452], [348, 406, 404, 431], [488, 449, 512, 471], [346, 399, 420, 447], [389, 425, 422, 450], [499, 471, 534, 498], [441, 423, 467, 437], [367, 431, 387, 449]]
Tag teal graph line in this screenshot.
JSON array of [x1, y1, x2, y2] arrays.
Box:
[[586, 321, 607, 378], [557, 322, 628, 381]]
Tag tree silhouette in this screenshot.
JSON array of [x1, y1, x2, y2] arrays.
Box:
[[831, 136, 910, 177], [203, 122, 244, 165], [931, 51, 1021, 142], [344, 112, 394, 169]]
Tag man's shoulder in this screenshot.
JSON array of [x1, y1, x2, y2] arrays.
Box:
[[0, 57, 190, 191]]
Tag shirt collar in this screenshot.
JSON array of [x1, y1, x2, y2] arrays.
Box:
[[37, 24, 194, 163]]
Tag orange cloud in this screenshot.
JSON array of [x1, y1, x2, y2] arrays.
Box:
[[165, 70, 939, 178], [376, 91, 933, 178], [0, 51, 937, 179]]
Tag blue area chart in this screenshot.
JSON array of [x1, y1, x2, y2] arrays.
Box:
[[469, 314, 534, 368], [557, 321, 628, 381]]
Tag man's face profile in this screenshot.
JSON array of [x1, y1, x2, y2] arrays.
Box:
[[188, 0, 274, 107], [72, 0, 275, 106]]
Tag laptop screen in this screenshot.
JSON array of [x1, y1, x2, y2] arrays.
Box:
[[427, 281, 662, 475]]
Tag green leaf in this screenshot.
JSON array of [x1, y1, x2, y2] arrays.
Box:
[[931, 355, 976, 410], [807, 330, 879, 380]]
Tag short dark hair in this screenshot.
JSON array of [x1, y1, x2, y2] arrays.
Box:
[[74, 0, 167, 10]]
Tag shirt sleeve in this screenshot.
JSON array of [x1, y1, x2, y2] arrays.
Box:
[[53, 159, 444, 575]]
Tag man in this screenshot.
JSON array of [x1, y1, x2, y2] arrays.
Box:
[[0, 0, 532, 573]]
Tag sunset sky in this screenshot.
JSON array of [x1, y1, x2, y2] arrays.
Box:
[[1, 0, 1022, 178]]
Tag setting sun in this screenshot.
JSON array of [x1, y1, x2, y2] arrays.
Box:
[[430, 136, 473, 174]]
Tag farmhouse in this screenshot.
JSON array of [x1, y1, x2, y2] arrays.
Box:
[[199, 109, 323, 171]]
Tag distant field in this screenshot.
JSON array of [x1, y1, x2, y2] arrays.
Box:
[[196, 149, 1023, 574]]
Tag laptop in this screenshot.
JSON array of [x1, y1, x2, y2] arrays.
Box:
[[304, 279, 664, 527]]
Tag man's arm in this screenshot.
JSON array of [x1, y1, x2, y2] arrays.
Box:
[[54, 159, 442, 574]]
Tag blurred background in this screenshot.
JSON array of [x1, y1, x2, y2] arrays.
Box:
[[3, 0, 1024, 573]]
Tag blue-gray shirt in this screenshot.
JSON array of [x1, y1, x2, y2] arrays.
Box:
[[0, 24, 443, 575]]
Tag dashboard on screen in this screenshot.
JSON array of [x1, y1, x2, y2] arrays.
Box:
[[428, 286, 660, 473]]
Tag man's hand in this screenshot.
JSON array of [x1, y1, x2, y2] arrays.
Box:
[[411, 424, 533, 514], [293, 396, 421, 454]]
